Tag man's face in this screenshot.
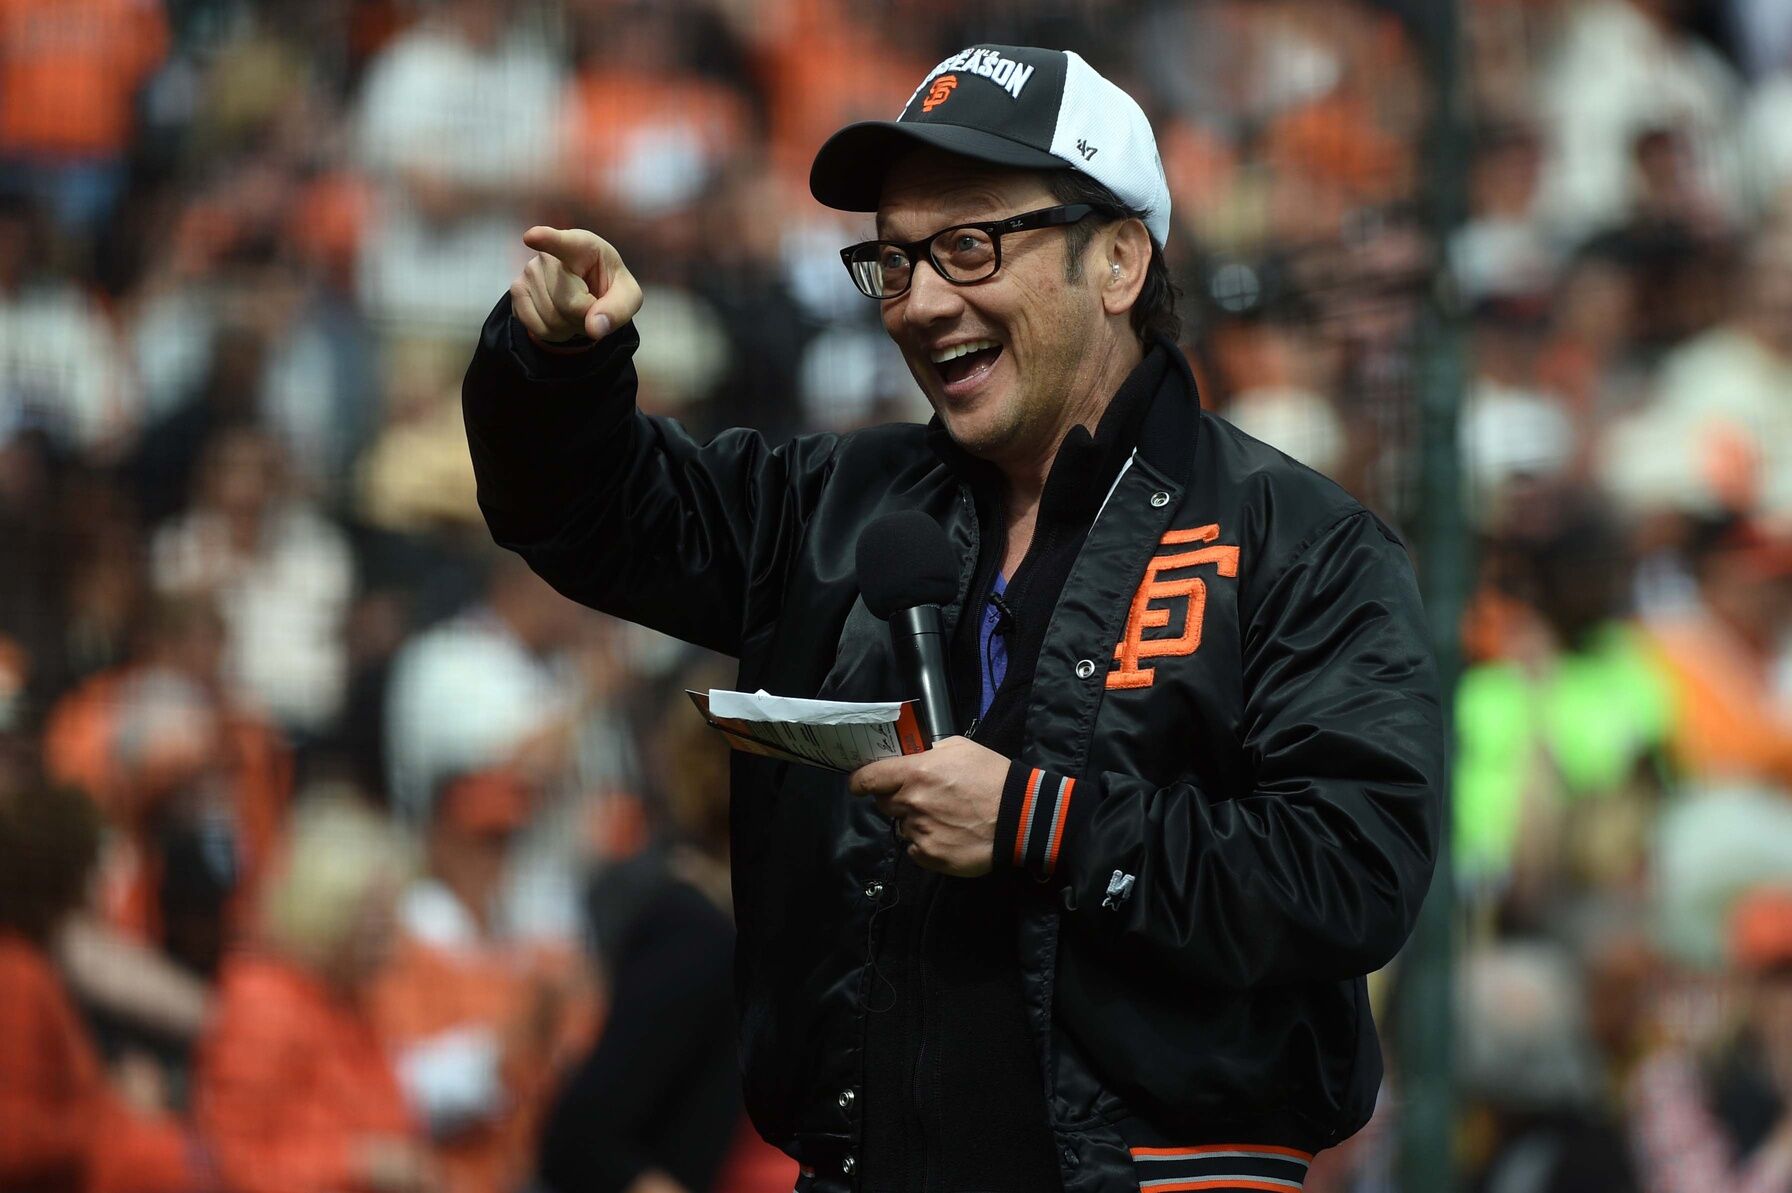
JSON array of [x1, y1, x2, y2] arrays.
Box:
[[431, 820, 515, 925], [876, 151, 1111, 470]]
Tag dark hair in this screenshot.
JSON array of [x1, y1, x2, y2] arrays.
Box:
[[647, 659, 735, 862], [0, 779, 102, 945], [1046, 170, 1181, 344]]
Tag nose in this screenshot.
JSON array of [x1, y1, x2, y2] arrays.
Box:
[[896, 255, 965, 331]]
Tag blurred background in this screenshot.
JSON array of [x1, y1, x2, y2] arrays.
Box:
[[3, 0, 1792, 1191]]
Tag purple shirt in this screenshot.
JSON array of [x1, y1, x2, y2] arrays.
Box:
[[977, 573, 1009, 718]]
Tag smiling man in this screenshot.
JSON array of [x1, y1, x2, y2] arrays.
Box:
[[463, 45, 1443, 1193]]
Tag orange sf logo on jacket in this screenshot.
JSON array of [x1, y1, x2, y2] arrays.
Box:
[[1109, 523, 1240, 689]]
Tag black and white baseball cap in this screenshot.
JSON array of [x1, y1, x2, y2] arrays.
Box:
[[810, 44, 1172, 246]]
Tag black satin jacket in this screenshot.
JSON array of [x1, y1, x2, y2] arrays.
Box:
[[463, 299, 1444, 1193]]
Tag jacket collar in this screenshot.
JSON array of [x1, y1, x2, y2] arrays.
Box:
[[1136, 334, 1201, 490], [925, 335, 1198, 519]]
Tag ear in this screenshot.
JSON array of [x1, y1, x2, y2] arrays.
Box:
[[1100, 217, 1152, 321]]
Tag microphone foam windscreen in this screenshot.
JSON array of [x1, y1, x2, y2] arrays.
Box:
[[856, 510, 960, 618]]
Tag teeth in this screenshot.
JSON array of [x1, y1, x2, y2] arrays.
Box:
[[930, 339, 999, 364]]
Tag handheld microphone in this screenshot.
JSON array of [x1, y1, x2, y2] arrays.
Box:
[[856, 511, 960, 745]]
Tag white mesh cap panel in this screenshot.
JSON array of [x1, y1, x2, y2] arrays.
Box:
[[1047, 51, 1172, 245]]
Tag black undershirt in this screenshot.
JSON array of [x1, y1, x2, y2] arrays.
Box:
[[855, 346, 1167, 1193]]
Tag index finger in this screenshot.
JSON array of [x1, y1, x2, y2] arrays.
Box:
[[522, 225, 603, 275]]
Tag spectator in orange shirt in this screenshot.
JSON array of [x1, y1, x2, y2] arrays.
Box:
[[1644, 516, 1792, 792], [0, 773, 207, 1193], [0, 0, 169, 238], [371, 769, 592, 1193], [42, 596, 292, 978], [194, 794, 438, 1193]]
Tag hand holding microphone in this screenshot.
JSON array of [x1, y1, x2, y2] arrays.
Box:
[[850, 511, 1008, 876]]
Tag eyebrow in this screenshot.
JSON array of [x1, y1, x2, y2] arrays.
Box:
[[876, 211, 985, 242], [874, 216, 929, 242], [876, 192, 1017, 242]]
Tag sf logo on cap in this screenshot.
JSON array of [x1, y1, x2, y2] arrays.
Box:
[[922, 75, 957, 112]]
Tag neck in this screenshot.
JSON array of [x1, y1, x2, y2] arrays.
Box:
[[425, 855, 496, 937], [999, 332, 1144, 520], [445, 877, 494, 935], [1743, 317, 1792, 361], [488, 599, 537, 654]]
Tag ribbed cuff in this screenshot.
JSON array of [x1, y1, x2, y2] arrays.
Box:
[[524, 325, 598, 354], [994, 763, 1092, 883], [504, 305, 636, 381]]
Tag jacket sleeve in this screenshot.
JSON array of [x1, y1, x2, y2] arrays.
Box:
[[994, 509, 1444, 989], [462, 297, 840, 656]]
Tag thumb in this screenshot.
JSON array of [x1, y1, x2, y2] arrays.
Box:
[[848, 756, 906, 798], [583, 260, 643, 341]]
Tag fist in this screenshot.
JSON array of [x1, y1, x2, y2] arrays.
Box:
[[511, 226, 643, 343], [848, 736, 1010, 877]]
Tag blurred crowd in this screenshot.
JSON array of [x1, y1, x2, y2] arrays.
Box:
[[3, 0, 1792, 1191]]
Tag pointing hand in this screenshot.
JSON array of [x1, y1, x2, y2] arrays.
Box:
[[511, 226, 643, 343]]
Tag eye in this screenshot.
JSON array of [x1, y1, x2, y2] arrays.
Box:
[[954, 234, 980, 253], [880, 247, 910, 270]]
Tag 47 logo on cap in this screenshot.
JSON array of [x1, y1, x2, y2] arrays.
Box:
[[923, 75, 957, 112]]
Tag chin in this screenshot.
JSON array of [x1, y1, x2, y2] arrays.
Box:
[[939, 413, 1019, 463]]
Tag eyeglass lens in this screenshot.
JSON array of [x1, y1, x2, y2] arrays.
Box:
[[848, 225, 998, 298]]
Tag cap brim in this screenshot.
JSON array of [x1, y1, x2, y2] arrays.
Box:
[[810, 120, 1068, 213]]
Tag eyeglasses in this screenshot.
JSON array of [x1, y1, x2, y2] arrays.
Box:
[[839, 203, 1106, 300]]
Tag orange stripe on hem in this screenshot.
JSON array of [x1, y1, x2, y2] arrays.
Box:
[[1139, 1175, 1297, 1182], [1013, 769, 1043, 868], [1042, 777, 1075, 877], [1131, 1145, 1315, 1161]]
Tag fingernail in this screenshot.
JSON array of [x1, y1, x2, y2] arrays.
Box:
[[591, 314, 612, 338]]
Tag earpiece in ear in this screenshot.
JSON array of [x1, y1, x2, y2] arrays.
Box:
[[1110, 262, 1122, 281]]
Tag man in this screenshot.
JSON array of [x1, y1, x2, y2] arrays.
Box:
[[385, 550, 626, 943], [464, 45, 1443, 1193], [372, 768, 592, 1193]]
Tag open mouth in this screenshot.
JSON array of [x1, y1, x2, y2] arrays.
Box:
[[930, 340, 1003, 392]]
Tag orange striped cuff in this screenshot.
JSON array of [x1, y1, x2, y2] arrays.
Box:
[[995, 764, 1089, 883], [1129, 1143, 1313, 1190]]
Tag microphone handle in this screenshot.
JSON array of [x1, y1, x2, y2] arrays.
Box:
[[890, 604, 956, 745]]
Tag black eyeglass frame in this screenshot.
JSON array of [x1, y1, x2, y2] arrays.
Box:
[[838, 203, 1112, 300]]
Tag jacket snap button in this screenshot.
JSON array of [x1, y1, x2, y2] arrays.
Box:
[[838, 1088, 855, 1109], [1062, 1144, 1079, 1166], [1150, 490, 1171, 507], [842, 1154, 856, 1175], [863, 882, 882, 900], [1075, 658, 1096, 679]]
